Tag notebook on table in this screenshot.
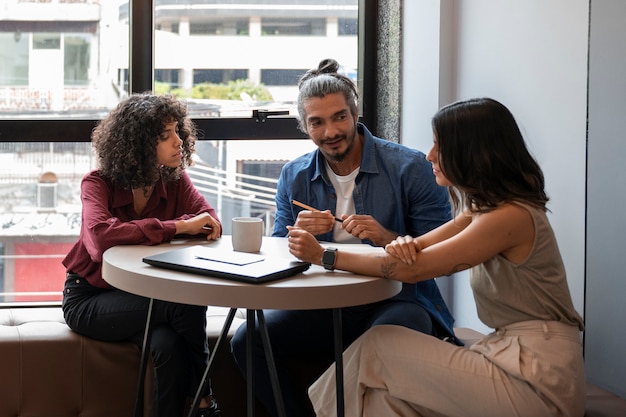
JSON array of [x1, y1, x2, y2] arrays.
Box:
[[142, 245, 310, 284]]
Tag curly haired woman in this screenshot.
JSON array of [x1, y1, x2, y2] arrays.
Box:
[[288, 98, 585, 417], [62, 93, 222, 417]]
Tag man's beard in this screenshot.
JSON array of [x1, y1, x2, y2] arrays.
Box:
[[325, 123, 357, 163]]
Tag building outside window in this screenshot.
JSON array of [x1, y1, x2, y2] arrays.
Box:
[[0, 0, 360, 303]]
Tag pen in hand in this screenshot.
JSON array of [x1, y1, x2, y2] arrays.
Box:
[[292, 200, 343, 223]]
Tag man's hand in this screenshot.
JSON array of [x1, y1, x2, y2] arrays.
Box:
[[341, 214, 397, 247], [294, 210, 336, 236]]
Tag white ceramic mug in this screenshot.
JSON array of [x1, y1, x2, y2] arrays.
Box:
[[231, 217, 264, 252]]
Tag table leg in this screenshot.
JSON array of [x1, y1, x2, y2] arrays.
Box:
[[244, 310, 286, 417], [246, 309, 255, 417], [333, 308, 345, 417], [134, 297, 154, 417], [187, 307, 238, 417], [256, 310, 286, 417]]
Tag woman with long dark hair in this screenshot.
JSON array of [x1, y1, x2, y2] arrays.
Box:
[[287, 98, 585, 417]]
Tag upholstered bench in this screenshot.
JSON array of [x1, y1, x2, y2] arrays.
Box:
[[0, 306, 292, 417], [0, 306, 145, 417], [1, 307, 624, 417]]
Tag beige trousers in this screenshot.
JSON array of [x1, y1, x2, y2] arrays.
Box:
[[309, 321, 585, 417]]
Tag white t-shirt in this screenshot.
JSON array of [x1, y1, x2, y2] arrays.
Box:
[[325, 160, 361, 243]]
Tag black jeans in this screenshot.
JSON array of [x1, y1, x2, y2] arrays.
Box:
[[62, 273, 209, 417]]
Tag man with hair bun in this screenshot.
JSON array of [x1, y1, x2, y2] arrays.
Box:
[[231, 59, 457, 417]]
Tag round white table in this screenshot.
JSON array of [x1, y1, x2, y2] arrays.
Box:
[[103, 235, 399, 309], [103, 236, 401, 417]]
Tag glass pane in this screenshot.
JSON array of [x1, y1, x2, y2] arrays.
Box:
[[0, 0, 359, 304], [0, 141, 93, 303], [0, 0, 127, 119], [0, 32, 28, 86], [0, 1, 358, 119], [0, 139, 315, 303], [151, 0, 359, 118]]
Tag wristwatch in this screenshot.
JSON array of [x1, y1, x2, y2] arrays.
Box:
[[322, 247, 338, 271]]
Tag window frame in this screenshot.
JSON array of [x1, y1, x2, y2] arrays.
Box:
[[0, 0, 380, 306], [0, 0, 378, 143]]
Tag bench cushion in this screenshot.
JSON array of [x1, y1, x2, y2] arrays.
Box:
[[0, 307, 142, 417], [1, 309, 625, 417]]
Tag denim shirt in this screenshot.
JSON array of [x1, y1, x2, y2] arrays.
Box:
[[273, 123, 459, 341]]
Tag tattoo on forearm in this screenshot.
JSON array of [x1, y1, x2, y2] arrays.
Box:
[[448, 263, 471, 275], [380, 257, 397, 279]]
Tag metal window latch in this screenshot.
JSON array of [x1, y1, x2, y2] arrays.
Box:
[[252, 109, 290, 122]]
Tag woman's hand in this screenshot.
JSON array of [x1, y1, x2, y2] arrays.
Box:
[[287, 226, 325, 265], [385, 235, 420, 265], [176, 213, 222, 240]]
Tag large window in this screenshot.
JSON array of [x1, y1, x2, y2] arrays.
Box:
[[0, 0, 375, 304]]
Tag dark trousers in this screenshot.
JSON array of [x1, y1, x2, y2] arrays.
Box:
[[230, 300, 433, 417], [62, 273, 209, 417]]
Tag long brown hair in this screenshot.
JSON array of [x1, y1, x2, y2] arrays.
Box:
[[432, 98, 549, 214]]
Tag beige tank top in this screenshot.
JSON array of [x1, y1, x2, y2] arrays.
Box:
[[470, 203, 584, 330]]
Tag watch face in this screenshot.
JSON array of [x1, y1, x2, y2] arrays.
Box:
[[323, 247, 337, 270]]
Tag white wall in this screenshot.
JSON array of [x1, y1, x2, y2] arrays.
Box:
[[401, 0, 589, 333], [585, 0, 626, 398]]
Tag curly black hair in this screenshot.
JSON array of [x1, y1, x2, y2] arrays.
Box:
[[92, 93, 198, 189]]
